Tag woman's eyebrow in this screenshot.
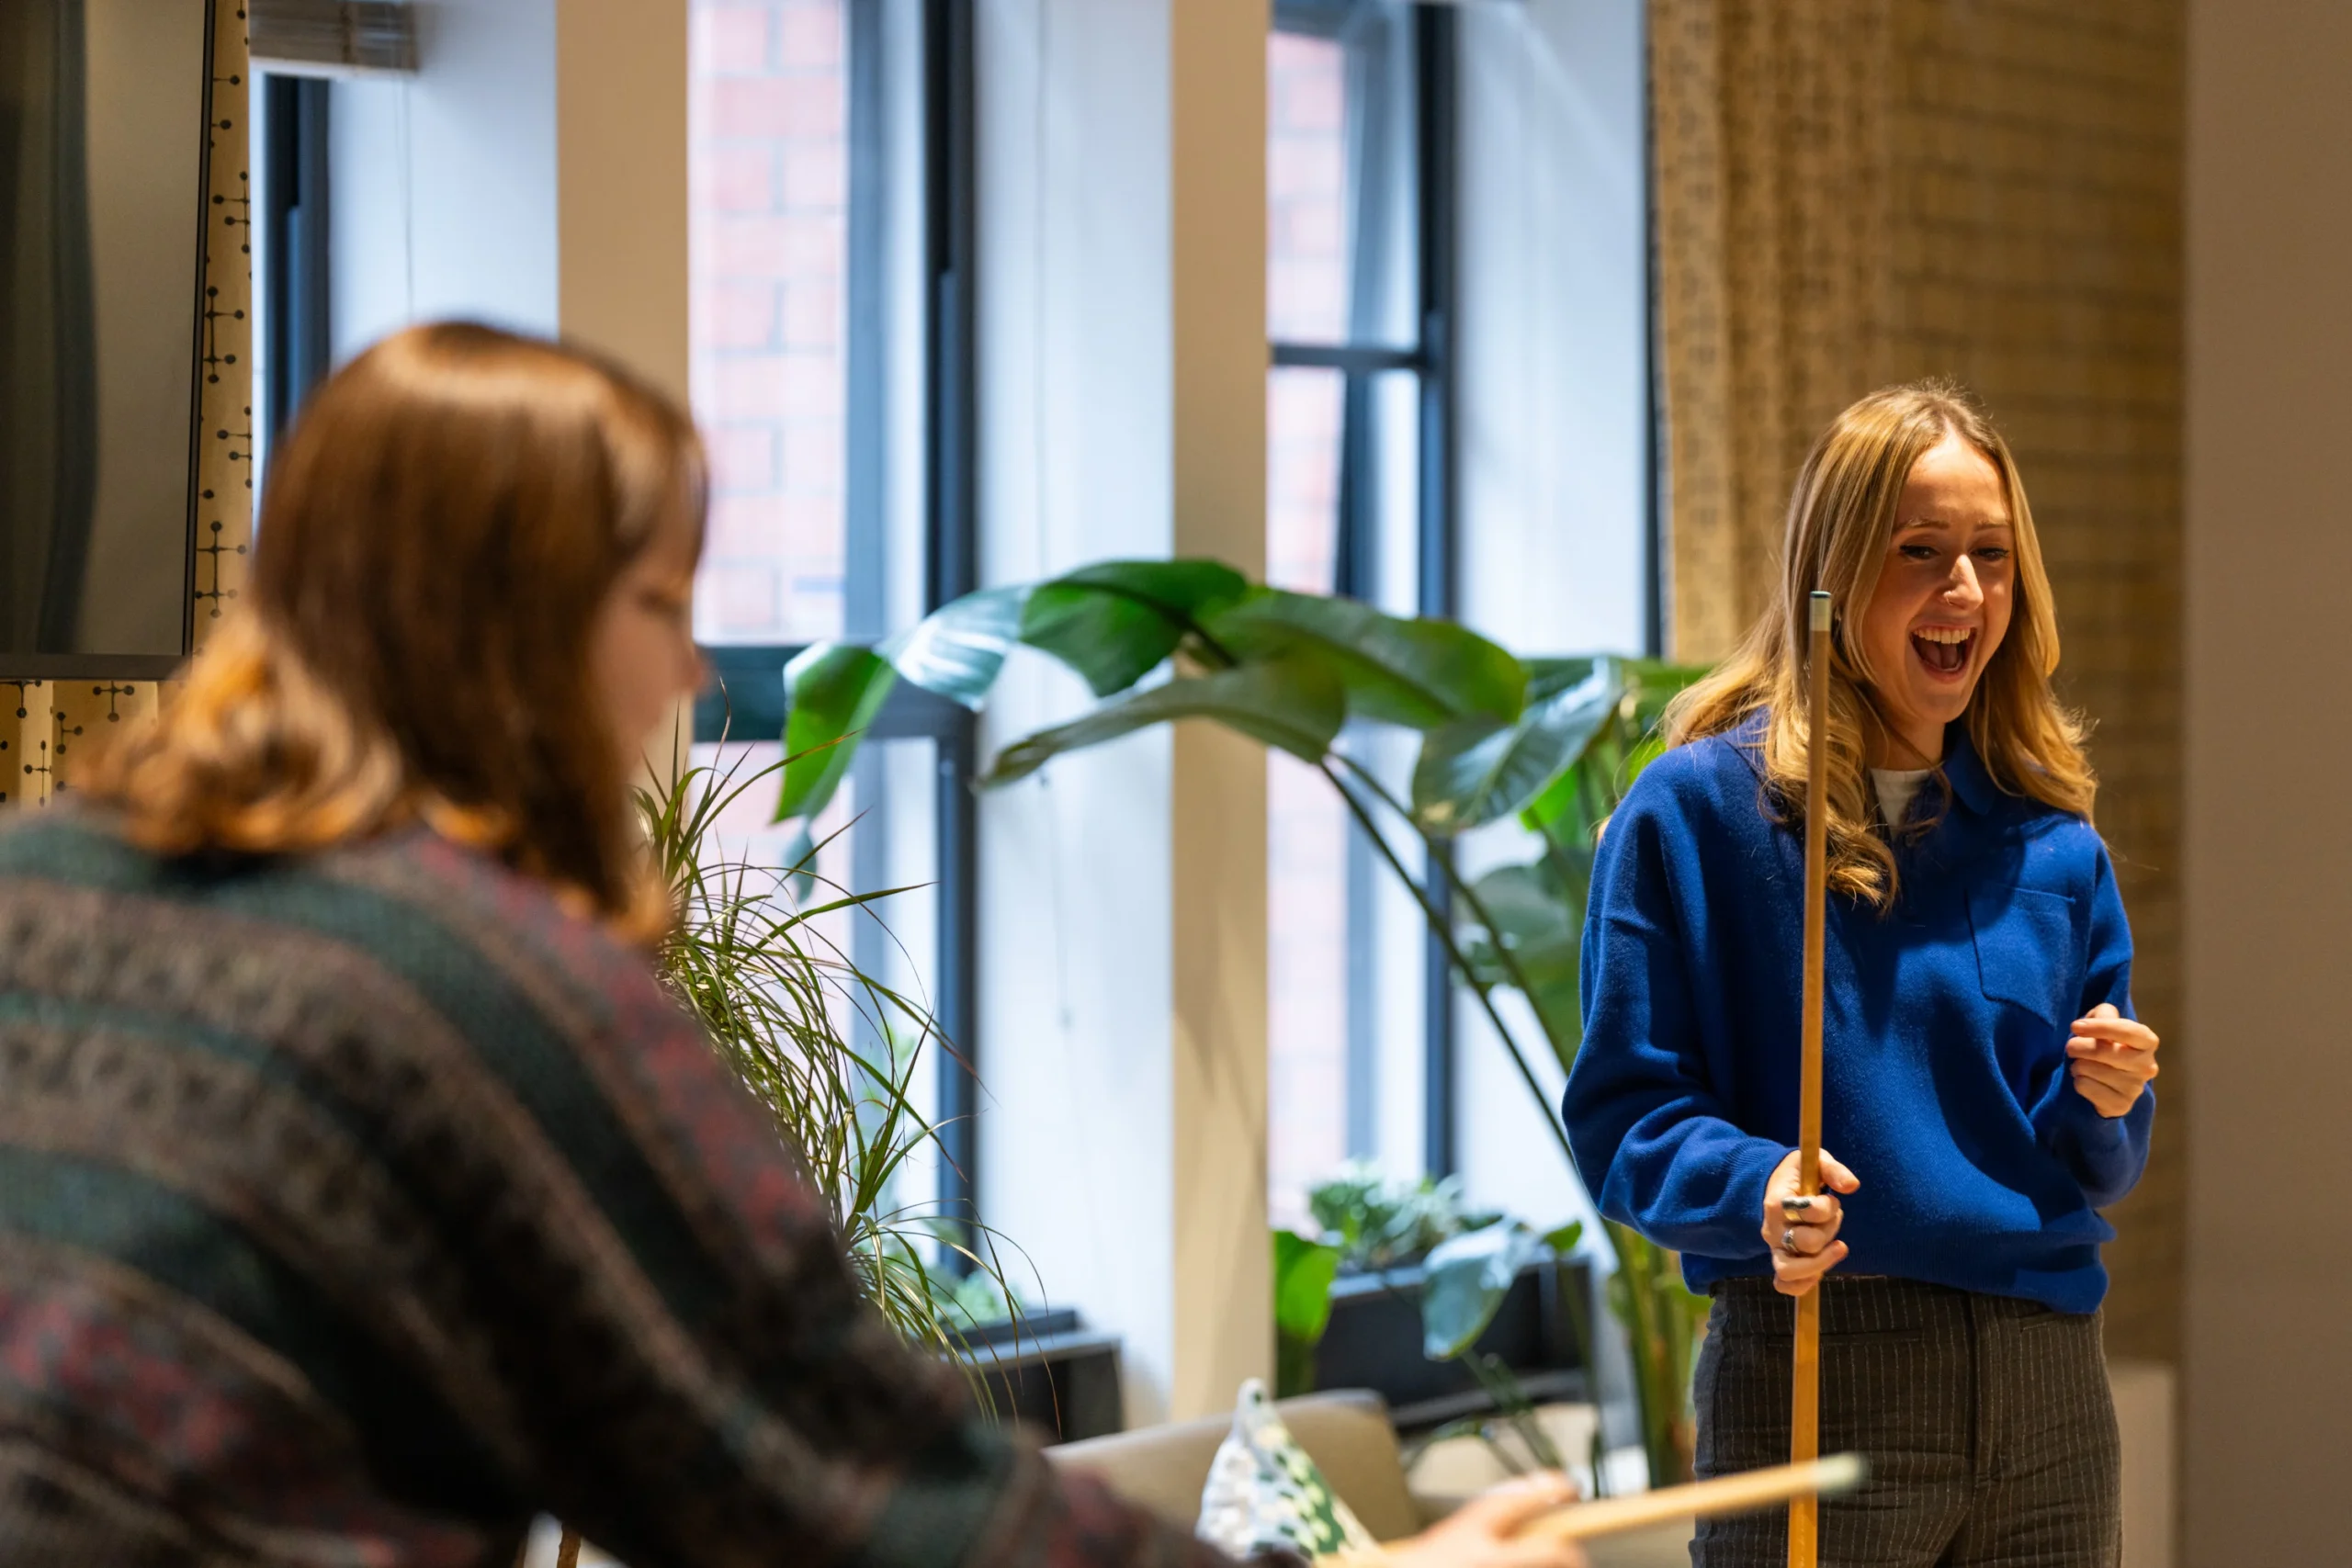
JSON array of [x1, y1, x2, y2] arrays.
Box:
[[1897, 513, 2012, 532]]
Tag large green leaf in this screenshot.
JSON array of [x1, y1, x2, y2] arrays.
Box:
[[1518, 658, 1709, 855], [1274, 1228, 1343, 1399], [982, 657, 1346, 787], [1273, 1229, 1343, 1346], [881, 586, 1029, 707], [1419, 1222, 1544, 1360], [775, 645, 897, 822], [1200, 590, 1524, 730], [1464, 861, 1585, 1065], [1019, 559, 1251, 697], [1411, 658, 1616, 835]]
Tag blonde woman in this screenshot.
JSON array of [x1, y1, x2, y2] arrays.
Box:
[[1562, 383, 2158, 1567]]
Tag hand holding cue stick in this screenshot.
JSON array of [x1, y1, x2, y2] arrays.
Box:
[[1789, 590, 1834, 1568], [1512, 1454, 1868, 1546]]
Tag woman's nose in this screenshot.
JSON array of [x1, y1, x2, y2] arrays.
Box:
[[1945, 556, 1984, 607]]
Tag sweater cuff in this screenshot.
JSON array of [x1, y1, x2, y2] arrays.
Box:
[[1721, 1137, 1795, 1254]]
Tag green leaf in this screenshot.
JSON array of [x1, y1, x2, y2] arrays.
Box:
[[1420, 1222, 1543, 1360], [781, 821, 817, 904], [1412, 660, 1616, 835], [981, 657, 1346, 786], [1273, 1229, 1343, 1346], [1201, 590, 1525, 730], [1274, 1228, 1343, 1399], [1543, 1220, 1585, 1258], [775, 645, 898, 822], [1019, 559, 1251, 696], [1464, 862, 1585, 1066], [880, 586, 1030, 707]]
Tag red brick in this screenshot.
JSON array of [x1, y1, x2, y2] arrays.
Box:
[[695, 142, 775, 214], [707, 563, 781, 634], [1280, 200, 1343, 259], [1274, 62, 1344, 134], [778, 420, 844, 492], [779, 141, 847, 209], [1268, 136, 1342, 201], [709, 354, 796, 420], [707, 492, 784, 554], [706, 425, 778, 495], [778, 279, 840, 349], [707, 213, 844, 280], [709, 74, 843, 140], [697, 280, 780, 350], [771, 490, 841, 549], [776, 2, 844, 70], [775, 354, 842, 419], [692, 6, 771, 75]]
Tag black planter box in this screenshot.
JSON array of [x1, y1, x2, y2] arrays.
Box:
[[1311, 1258, 1593, 1431], [956, 1308, 1125, 1444]]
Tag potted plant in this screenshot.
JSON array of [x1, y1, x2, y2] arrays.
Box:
[[769, 559, 1710, 1487], [635, 741, 1028, 1361]]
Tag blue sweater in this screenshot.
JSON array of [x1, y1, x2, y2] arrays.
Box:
[[1560, 716, 2152, 1314]]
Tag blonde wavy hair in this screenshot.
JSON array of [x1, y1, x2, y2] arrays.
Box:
[[1662, 380, 2094, 909], [85, 323, 705, 942]]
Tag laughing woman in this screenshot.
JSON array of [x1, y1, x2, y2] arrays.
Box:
[[1562, 382, 2158, 1568]]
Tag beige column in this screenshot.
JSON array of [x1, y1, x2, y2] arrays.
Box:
[[556, 0, 690, 404], [1168, 0, 1272, 1419], [556, 0, 691, 781]]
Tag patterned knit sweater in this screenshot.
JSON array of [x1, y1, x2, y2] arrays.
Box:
[[0, 811, 1220, 1568]]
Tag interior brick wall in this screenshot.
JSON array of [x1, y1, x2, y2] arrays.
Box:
[[1654, 0, 2187, 1364], [1877, 0, 2186, 1364]]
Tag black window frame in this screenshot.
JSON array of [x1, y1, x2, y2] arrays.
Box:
[[259, 72, 332, 454], [692, 0, 982, 1259], [1268, 0, 1461, 1179]]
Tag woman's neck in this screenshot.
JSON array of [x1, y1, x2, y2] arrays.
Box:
[[1868, 718, 1944, 770]]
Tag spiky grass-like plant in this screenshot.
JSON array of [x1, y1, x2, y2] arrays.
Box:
[[633, 739, 1026, 1371]]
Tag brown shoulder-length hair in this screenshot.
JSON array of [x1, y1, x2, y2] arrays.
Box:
[[1661, 379, 2094, 909], [88, 322, 706, 937]]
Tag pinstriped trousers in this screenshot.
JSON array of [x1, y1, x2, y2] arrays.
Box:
[[1690, 1277, 2120, 1567]]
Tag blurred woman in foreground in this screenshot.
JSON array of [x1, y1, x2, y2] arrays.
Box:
[[0, 323, 1580, 1568]]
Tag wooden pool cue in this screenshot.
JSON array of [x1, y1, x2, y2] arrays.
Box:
[[1788, 589, 1833, 1568], [1514, 1454, 1867, 1546]]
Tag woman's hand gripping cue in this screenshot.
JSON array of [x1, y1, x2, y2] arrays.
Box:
[[1761, 1148, 1861, 1298]]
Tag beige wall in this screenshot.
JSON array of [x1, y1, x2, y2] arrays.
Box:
[[2183, 2, 2352, 1562]]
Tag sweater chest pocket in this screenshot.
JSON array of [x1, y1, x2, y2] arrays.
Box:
[[1968, 883, 2079, 1028]]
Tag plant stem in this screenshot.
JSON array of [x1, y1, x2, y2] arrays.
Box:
[[1317, 760, 1577, 1171], [1329, 755, 1570, 1074]]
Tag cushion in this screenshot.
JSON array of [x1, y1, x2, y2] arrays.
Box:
[[1195, 1380, 1383, 1561], [1047, 1387, 1428, 1542]]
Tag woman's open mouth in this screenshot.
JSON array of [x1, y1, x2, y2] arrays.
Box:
[[1911, 626, 1975, 679]]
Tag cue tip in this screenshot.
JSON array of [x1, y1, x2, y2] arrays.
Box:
[[1808, 591, 1833, 631]]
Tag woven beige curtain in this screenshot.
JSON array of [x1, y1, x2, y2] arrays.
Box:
[[2, 4, 247, 806], [1649, 0, 1894, 663]]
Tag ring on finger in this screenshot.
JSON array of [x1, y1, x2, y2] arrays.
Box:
[[1779, 1229, 1804, 1256], [1779, 1196, 1816, 1225]]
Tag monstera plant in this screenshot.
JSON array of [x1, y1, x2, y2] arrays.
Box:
[[772, 559, 1707, 1486]]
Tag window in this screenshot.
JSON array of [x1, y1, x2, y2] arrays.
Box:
[[1266, 0, 1457, 1227], [687, 0, 980, 1247]]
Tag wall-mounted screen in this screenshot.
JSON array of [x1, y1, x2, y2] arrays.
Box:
[[0, 0, 213, 675]]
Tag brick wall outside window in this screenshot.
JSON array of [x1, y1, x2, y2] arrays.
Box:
[[689, 0, 849, 646], [1267, 31, 1354, 1231]]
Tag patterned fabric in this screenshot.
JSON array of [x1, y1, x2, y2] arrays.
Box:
[[0, 811, 1230, 1568], [1692, 1277, 2120, 1566], [1194, 1382, 1377, 1562]]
